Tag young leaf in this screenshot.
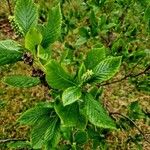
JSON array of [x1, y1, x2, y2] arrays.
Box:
[[25, 28, 42, 53], [45, 60, 76, 89], [93, 57, 122, 83], [0, 40, 23, 66], [78, 63, 86, 81], [41, 4, 62, 48], [84, 94, 116, 129], [62, 86, 82, 106], [85, 47, 106, 69], [14, 0, 38, 35], [3, 75, 40, 88]]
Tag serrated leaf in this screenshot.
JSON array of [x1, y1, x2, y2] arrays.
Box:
[[54, 101, 87, 129], [0, 40, 23, 66], [45, 60, 76, 89], [85, 47, 106, 69], [84, 94, 116, 129], [3, 75, 40, 88], [41, 4, 62, 48], [18, 106, 52, 125], [62, 86, 82, 106], [93, 57, 121, 83], [25, 28, 42, 53], [37, 45, 50, 63], [14, 0, 38, 35]]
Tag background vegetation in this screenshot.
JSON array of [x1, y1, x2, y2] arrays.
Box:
[[0, 0, 150, 149]]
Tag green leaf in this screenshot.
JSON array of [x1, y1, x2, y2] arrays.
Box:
[[0, 40, 23, 66], [144, 5, 150, 21], [3, 75, 40, 88], [37, 45, 50, 63], [84, 94, 116, 129], [45, 60, 76, 89], [41, 4, 62, 48], [54, 101, 87, 129], [7, 141, 32, 149], [74, 131, 88, 144], [62, 86, 82, 106], [85, 47, 106, 69], [25, 28, 42, 53], [14, 0, 38, 35], [18, 106, 52, 125], [78, 63, 86, 81], [93, 57, 121, 83]]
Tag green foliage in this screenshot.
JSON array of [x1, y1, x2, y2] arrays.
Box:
[[25, 28, 43, 54], [41, 4, 62, 48], [0, 40, 23, 66], [14, 0, 38, 35], [62, 86, 82, 106], [1, 0, 149, 149], [93, 57, 122, 83], [84, 94, 116, 129], [45, 60, 76, 89], [85, 47, 106, 69], [3, 75, 40, 88]]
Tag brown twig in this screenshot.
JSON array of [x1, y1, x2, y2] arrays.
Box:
[[110, 112, 150, 144], [101, 65, 150, 86]]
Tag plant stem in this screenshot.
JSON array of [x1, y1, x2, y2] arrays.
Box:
[[6, 0, 13, 15], [101, 65, 150, 86], [110, 112, 150, 144], [0, 138, 26, 144]]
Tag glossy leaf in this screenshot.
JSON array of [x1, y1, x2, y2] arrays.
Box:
[[3, 75, 40, 88], [93, 57, 122, 83], [0, 40, 23, 66], [62, 86, 82, 106], [84, 94, 116, 129]]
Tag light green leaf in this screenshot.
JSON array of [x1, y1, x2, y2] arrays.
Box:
[[62, 86, 82, 106], [85, 47, 106, 69], [41, 4, 62, 48], [54, 101, 87, 129], [0, 40, 23, 66], [3, 75, 40, 88], [78, 63, 86, 81], [18, 106, 52, 125], [25, 28, 42, 53], [93, 57, 121, 83], [14, 0, 38, 35], [84, 94, 116, 129], [45, 60, 76, 89], [37, 45, 50, 62]]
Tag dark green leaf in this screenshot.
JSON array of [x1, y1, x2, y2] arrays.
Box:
[[0, 40, 23, 66], [3, 75, 40, 88], [84, 94, 116, 129], [45, 60, 76, 89], [85, 47, 106, 69], [41, 4, 62, 48]]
